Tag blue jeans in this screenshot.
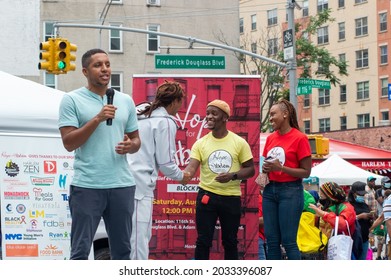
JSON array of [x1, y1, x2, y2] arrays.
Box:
[[262, 180, 304, 260], [194, 189, 241, 260], [258, 237, 267, 260]]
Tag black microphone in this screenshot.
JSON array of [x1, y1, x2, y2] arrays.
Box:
[[106, 88, 115, 126]]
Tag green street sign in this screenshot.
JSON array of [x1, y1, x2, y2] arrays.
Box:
[[155, 55, 225, 69], [298, 78, 331, 89], [297, 85, 312, 95]]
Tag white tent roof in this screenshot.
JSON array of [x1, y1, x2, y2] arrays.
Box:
[[0, 71, 65, 137], [310, 154, 384, 186]]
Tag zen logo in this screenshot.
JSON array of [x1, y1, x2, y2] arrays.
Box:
[[5, 233, 23, 240], [44, 161, 57, 174], [29, 210, 45, 218]]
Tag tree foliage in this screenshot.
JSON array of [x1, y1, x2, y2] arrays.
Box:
[[218, 9, 348, 131]]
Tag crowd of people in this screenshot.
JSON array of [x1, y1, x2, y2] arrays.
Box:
[[57, 48, 390, 260]]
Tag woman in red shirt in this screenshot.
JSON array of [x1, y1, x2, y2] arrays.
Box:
[[262, 99, 312, 260]]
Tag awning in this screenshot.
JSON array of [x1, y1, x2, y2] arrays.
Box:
[[315, 139, 391, 174]]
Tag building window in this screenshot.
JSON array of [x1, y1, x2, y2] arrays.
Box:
[[267, 9, 277, 26], [110, 73, 122, 92], [319, 118, 330, 132], [267, 38, 278, 56], [381, 111, 389, 121], [44, 22, 55, 41], [251, 14, 257, 31], [340, 85, 347, 103], [380, 12, 387, 32], [251, 42, 257, 54], [317, 0, 328, 13], [356, 49, 368, 68], [239, 18, 244, 33], [355, 17, 368, 37], [318, 89, 330, 105], [338, 53, 346, 63], [304, 120, 310, 134], [340, 116, 347, 130], [381, 78, 388, 97], [44, 73, 56, 89], [317, 26, 329, 44], [303, 95, 310, 108], [109, 23, 123, 52], [357, 114, 370, 128], [355, 0, 367, 4], [338, 22, 345, 40], [302, 0, 309, 17], [147, 24, 160, 53], [380, 45, 388, 65], [338, 0, 345, 8], [318, 62, 329, 74], [111, 0, 123, 4], [356, 81, 369, 100]]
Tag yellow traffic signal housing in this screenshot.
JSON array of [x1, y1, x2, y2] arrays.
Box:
[[65, 42, 77, 72], [307, 134, 329, 156], [39, 37, 77, 74], [53, 38, 68, 74], [38, 39, 55, 72]]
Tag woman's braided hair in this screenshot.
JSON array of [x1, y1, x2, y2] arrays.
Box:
[[275, 99, 300, 130], [138, 80, 185, 117]]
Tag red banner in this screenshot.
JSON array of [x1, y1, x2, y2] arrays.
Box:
[[132, 75, 261, 260]]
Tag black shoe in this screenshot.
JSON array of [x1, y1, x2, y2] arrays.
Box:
[[376, 256, 382, 260]]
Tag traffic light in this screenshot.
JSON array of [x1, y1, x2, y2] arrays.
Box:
[[38, 38, 55, 72], [65, 41, 77, 72], [53, 38, 68, 74], [307, 134, 329, 156]]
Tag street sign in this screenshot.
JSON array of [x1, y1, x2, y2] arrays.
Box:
[[283, 29, 293, 61], [297, 85, 312, 95], [298, 78, 331, 89], [155, 55, 225, 69], [388, 83, 391, 100]]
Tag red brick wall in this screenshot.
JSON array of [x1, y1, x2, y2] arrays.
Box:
[[323, 127, 391, 151]]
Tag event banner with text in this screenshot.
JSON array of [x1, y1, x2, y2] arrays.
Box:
[[132, 75, 261, 260]]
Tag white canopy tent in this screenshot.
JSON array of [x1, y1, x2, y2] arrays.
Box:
[[309, 154, 384, 186], [0, 70, 64, 136]]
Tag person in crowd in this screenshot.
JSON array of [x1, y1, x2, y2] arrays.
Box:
[[309, 182, 356, 240], [373, 176, 391, 259], [370, 189, 391, 260], [128, 80, 191, 260], [261, 99, 312, 260], [308, 190, 320, 205], [258, 183, 266, 260], [365, 176, 378, 252], [365, 176, 378, 215], [58, 49, 141, 260], [347, 181, 374, 260], [182, 99, 255, 260]]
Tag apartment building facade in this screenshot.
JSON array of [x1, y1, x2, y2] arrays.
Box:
[[240, 0, 391, 133], [3, 0, 241, 95]]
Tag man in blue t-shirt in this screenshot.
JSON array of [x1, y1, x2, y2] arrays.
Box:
[[58, 49, 141, 260]]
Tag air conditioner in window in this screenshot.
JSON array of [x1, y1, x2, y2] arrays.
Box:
[[147, 0, 157, 5], [379, 120, 391, 126]]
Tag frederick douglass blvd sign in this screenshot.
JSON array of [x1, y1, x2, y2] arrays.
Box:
[[155, 55, 225, 69], [297, 78, 331, 95]]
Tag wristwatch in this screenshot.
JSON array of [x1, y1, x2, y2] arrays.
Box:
[[232, 173, 238, 180]]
